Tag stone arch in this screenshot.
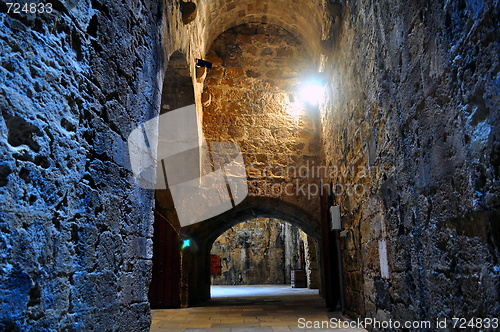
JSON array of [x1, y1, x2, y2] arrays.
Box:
[[193, 0, 327, 58], [203, 197, 323, 290], [180, 196, 323, 304], [200, 196, 321, 247], [200, 22, 323, 226], [187, 19, 326, 305]]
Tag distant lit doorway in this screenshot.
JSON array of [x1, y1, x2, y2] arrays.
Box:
[[210, 218, 319, 289]]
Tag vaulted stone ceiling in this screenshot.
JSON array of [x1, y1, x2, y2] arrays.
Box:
[[194, 0, 326, 56]]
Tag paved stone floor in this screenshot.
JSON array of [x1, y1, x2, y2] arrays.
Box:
[[151, 285, 367, 331]]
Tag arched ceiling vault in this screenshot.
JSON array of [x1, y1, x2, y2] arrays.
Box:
[[182, 196, 321, 250], [194, 0, 326, 59]]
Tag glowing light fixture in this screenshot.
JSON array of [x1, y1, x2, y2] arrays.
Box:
[[298, 78, 326, 106], [181, 239, 191, 250], [179, 232, 198, 252]]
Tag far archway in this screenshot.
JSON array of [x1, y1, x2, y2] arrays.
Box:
[[179, 196, 326, 306], [210, 217, 320, 289]]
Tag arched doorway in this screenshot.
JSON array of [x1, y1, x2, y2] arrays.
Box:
[[179, 196, 327, 305], [210, 217, 320, 288]]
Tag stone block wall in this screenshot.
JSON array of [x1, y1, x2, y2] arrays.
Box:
[[202, 23, 323, 226], [301, 233, 320, 289], [0, 0, 165, 329], [320, 0, 500, 324]]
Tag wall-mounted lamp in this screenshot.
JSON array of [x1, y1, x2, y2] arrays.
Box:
[[196, 58, 212, 69], [195, 59, 212, 83]]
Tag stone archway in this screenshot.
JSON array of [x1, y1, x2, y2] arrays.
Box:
[[192, 0, 328, 58], [179, 196, 323, 305], [210, 217, 321, 288]]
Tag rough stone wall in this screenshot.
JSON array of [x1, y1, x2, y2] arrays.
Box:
[[202, 23, 323, 227], [321, 0, 500, 324], [0, 0, 164, 329], [211, 218, 301, 285], [302, 233, 320, 289], [282, 221, 302, 284]]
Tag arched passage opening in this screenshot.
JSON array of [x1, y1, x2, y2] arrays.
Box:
[[149, 2, 345, 310], [184, 19, 331, 306], [210, 217, 320, 289], [179, 196, 330, 305]]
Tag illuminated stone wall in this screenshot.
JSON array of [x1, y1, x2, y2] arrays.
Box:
[[202, 23, 323, 228]]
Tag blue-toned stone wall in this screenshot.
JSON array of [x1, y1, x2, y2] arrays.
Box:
[[0, 0, 164, 330]]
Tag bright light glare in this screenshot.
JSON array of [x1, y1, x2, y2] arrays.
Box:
[[298, 79, 325, 106]]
